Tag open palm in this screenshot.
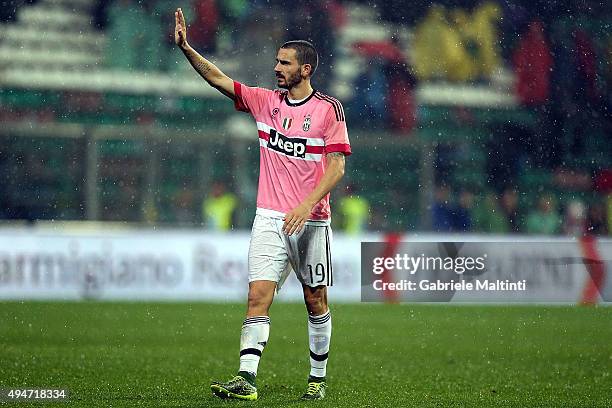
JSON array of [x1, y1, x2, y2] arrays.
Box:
[[174, 8, 187, 48]]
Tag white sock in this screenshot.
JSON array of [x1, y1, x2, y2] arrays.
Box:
[[239, 316, 270, 376], [308, 311, 331, 378]]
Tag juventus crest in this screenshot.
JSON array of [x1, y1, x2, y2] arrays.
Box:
[[303, 115, 311, 132]]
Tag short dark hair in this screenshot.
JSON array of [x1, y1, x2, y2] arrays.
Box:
[[281, 40, 318, 77]]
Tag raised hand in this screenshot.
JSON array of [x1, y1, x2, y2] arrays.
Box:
[[174, 8, 188, 48], [174, 6, 236, 99]]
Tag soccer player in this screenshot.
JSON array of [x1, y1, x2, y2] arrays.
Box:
[[175, 8, 351, 401]]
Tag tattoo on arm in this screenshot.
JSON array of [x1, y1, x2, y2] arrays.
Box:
[[195, 59, 212, 77], [326, 152, 345, 173], [326, 152, 345, 158], [181, 46, 233, 98]]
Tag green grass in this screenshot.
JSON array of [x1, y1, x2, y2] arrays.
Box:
[[0, 302, 611, 407]]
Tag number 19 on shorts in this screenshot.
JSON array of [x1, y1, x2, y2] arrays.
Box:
[[308, 263, 326, 285]]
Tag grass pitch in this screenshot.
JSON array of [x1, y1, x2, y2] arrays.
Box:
[[0, 302, 611, 407]]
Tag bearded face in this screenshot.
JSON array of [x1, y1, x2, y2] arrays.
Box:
[[274, 48, 308, 90], [277, 68, 303, 89]]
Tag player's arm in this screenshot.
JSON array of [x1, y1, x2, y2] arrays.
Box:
[[283, 152, 346, 235], [174, 8, 235, 99]]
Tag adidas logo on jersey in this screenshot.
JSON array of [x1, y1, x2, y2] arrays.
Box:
[[269, 129, 307, 158]]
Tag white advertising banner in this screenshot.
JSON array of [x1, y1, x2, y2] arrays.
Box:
[[0, 228, 609, 304], [0, 228, 368, 302]]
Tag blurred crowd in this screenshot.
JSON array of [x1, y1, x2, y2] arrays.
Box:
[[90, 0, 611, 140], [430, 185, 610, 236], [167, 179, 609, 236], [92, 0, 342, 91]]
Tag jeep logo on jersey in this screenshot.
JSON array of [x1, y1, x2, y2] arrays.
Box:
[[303, 115, 311, 132], [268, 129, 306, 158]]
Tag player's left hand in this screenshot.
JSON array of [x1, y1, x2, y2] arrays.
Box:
[[283, 203, 311, 236]]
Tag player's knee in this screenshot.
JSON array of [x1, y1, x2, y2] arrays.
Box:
[[304, 289, 327, 315], [247, 291, 264, 308], [247, 288, 271, 313]]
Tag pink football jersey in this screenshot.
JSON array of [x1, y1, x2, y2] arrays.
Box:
[[233, 81, 351, 220]]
